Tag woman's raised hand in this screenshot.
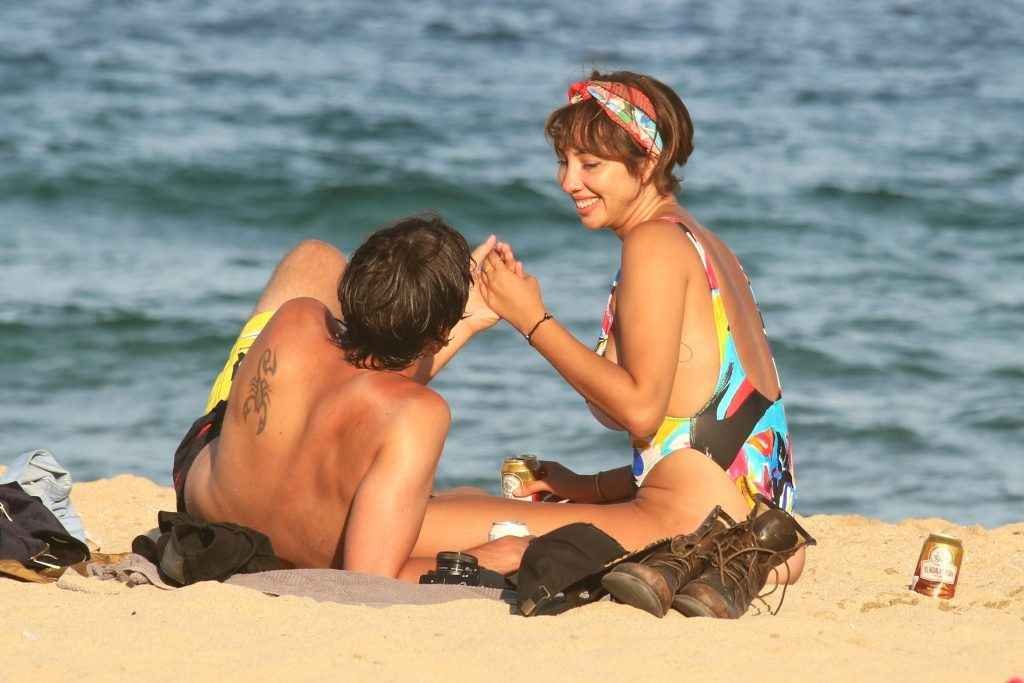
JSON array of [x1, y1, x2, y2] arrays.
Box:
[[463, 236, 526, 333], [478, 250, 546, 335], [494, 240, 525, 277]]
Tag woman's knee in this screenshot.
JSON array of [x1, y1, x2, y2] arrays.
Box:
[[768, 544, 805, 585]]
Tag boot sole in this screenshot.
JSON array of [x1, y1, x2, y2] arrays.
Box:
[[600, 572, 668, 618], [671, 594, 718, 618]]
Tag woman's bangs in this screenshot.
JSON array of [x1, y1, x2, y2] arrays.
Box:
[[546, 101, 637, 162]]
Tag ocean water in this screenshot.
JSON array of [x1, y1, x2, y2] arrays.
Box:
[[2, 1, 1021, 526]]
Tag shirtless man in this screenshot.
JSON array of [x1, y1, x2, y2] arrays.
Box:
[[171, 214, 528, 581]]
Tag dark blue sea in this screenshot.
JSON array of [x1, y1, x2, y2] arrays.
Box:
[[2, 1, 1022, 526]]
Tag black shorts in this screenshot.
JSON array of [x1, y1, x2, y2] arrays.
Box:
[[172, 400, 227, 514]]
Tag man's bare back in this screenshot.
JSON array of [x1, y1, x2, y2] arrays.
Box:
[[184, 297, 449, 575], [171, 218, 531, 581]]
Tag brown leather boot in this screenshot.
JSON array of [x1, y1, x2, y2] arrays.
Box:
[[672, 495, 815, 619], [600, 506, 736, 617]]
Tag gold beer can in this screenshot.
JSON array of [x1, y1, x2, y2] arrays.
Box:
[[500, 455, 541, 502], [910, 532, 963, 599]]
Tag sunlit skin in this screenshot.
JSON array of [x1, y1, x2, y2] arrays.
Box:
[[185, 236, 535, 582], [412, 142, 806, 584], [557, 148, 676, 238]]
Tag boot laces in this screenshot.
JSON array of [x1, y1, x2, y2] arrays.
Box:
[[708, 528, 798, 616], [646, 546, 700, 575], [647, 517, 728, 575]]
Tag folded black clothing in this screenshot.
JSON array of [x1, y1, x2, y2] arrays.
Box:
[[516, 522, 626, 617], [0, 482, 90, 569], [132, 511, 287, 587]]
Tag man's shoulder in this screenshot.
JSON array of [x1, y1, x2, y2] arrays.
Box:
[[361, 373, 450, 422], [258, 298, 338, 349], [271, 297, 333, 329], [376, 384, 451, 457]]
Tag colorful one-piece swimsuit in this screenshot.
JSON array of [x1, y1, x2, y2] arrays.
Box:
[[595, 217, 797, 512]]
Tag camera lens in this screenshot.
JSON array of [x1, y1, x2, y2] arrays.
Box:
[[436, 551, 478, 574]]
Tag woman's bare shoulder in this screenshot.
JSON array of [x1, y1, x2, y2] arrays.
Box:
[[621, 217, 705, 276]]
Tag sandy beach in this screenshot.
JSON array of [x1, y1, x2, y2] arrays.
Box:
[[0, 474, 1020, 682]]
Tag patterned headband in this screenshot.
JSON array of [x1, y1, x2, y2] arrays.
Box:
[[567, 80, 663, 157]]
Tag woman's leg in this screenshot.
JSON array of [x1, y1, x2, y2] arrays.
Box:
[[414, 449, 806, 584], [644, 451, 806, 585], [431, 486, 491, 497], [413, 448, 747, 556], [413, 496, 656, 557]]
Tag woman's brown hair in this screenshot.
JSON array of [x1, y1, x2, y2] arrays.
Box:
[[545, 70, 694, 195]]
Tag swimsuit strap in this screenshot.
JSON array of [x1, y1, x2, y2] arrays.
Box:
[[656, 213, 784, 392], [654, 214, 721, 295]]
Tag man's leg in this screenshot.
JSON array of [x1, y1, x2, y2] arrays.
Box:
[[204, 239, 348, 412], [251, 238, 347, 319]]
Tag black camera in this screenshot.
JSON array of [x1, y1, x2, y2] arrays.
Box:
[[418, 551, 480, 586]]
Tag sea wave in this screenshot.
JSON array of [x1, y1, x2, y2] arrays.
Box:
[[0, 159, 565, 233]]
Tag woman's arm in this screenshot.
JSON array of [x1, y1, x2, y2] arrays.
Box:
[[586, 400, 628, 431], [480, 221, 694, 437], [515, 462, 636, 503]]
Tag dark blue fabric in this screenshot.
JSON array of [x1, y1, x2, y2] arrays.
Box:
[[0, 482, 89, 568]]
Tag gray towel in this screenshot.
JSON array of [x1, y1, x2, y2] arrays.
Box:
[[83, 553, 177, 590], [226, 569, 515, 607]]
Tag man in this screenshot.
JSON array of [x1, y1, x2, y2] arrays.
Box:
[[172, 214, 527, 581]]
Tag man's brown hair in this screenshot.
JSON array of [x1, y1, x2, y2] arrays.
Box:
[[335, 213, 471, 371], [545, 70, 694, 195]]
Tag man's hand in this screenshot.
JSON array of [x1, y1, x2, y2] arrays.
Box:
[[466, 535, 533, 574]]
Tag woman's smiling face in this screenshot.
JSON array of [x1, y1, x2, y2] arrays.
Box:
[[557, 148, 645, 231]]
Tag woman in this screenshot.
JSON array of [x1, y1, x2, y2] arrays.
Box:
[[415, 71, 802, 581]]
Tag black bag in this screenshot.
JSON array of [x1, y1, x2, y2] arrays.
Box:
[[132, 510, 287, 586], [0, 482, 90, 570], [515, 523, 626, 616]]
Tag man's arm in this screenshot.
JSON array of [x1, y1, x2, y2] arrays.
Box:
[[341, 392, 450, 579], [414, 236, 522, 383], [413, 312, 488, 383]]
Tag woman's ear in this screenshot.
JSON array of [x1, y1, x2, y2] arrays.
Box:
[[640, 156, 658, 185]]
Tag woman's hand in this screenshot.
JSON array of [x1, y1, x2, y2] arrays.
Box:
[[462, 236, 523, 334], [478, 251, 546, 335], [514, 460, 596, 503]]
